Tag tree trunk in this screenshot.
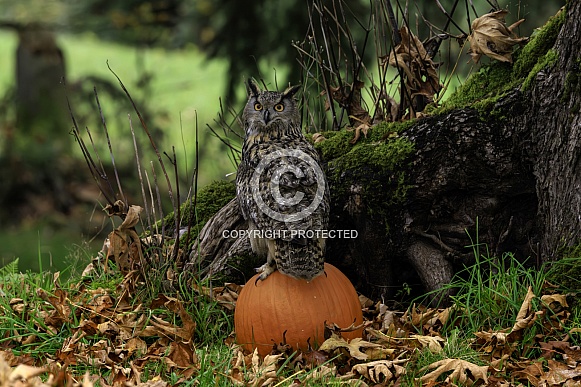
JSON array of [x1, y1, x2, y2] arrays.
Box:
[[185, 3, 581, 301]]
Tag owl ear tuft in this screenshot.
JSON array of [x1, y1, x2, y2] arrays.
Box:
[[246, 78, 261, 97], [283, 84, 301, 99]]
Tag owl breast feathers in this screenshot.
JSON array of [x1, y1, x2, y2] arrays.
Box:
[[236, 78, 330, 281]]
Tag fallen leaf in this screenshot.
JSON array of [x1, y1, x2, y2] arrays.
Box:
[[541, 293, 569, 311], [105, 203, 144, 275], [418, 358, 488, 385], [348, 123, 370, 145], [410, 334, 445, 353], [318, 337, 384, 361], [511, 361, 543, 385], [248, 349, 283, 386], [507, 285, 541, 340], [351, 359, 407, 384], [312, 133, 326, 144]]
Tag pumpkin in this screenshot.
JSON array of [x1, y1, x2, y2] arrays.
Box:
[[234, 263, 363, 356]]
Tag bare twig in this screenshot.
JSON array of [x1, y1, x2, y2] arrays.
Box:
[[129, 114, 151, 225], [182, 111, 200, 268], [67, 94, 116, 206], [106, 61, 178, 223], [94, 87, 127, 210]]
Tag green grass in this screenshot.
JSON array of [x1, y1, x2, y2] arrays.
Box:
[[2, 238, 581, 385]]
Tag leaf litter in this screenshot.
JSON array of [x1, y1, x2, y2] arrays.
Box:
[[1, 204, 580, 386]]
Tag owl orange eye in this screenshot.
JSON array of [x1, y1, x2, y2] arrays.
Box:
[[254, 103, 263, 111], [274, 103, 284, 112]]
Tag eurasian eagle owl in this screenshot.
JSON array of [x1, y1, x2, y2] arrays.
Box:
[[236, 78, 330, 281]]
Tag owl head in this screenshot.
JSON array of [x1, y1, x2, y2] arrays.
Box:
[[242, 78, 301, 134]]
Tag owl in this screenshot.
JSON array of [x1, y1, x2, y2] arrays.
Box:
[[236, 78, 330, 282]]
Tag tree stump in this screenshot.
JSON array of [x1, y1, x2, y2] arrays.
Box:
[[185, 4, 581, 301]]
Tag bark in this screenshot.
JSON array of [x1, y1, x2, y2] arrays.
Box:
[[185, 3, 581, 300]]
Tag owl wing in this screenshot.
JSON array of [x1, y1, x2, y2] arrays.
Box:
[[246, 142, 330, 240]]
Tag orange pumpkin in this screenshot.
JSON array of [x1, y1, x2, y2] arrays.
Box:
[[234, 263, 363, 356]]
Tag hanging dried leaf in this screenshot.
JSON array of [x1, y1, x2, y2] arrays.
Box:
[[468, 10, 528, 63], [384, 26, 442, 102], [327, 81, 372, 127]]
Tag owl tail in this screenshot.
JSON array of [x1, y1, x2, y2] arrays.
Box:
[[274, 238, 325, 281]]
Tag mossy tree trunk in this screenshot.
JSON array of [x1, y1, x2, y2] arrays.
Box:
[[185, 3, 581, 301]]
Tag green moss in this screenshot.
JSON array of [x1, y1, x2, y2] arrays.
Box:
[[440, 7, 565, 116], [329, 136, 414, 183], [522, 49, 559, 91], [513, 9, 565, 79], [314, 121, 415, 161], [316, 122, 415, 232], [444, 62, 515, 111], [161, 180, 236, 246], [314, 130, 357, 160]]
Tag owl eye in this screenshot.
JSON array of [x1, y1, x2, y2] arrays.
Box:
[[254, 103, 263, 111], [274, 103, 285, 112]]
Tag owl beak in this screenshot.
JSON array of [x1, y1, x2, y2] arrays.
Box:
[[263, 110, 271, 124]]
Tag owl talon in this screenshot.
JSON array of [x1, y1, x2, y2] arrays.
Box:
[[254, 262, 276, 284]]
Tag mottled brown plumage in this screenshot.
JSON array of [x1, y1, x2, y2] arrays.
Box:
[[236, 79, 330, 281]]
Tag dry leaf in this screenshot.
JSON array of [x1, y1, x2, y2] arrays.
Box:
[[418, 358, 488, 385], [405, 304, 439, 327], [511, 361, 543, 385], [410, 334, 445, 353], [468, 10, 528, 63], [192, 283, 240, 311], [327, 81, 371, 126], [318, 337, 384, 361], [541, 293, 569, 311], [312, 133, 327, 144], [9, 364, 47, 382], [384, 25, 441, 116], [302, 364, 336, 382], [348, 123, 370, 145], [105, 203, 144, 275], [351, 359, 407, 384], [247, 349, 283, 386], [474, 329, 516, 359], [508, 286, 541, 339]]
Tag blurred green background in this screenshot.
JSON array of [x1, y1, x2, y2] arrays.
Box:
[[0, 0, 564, 273]]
